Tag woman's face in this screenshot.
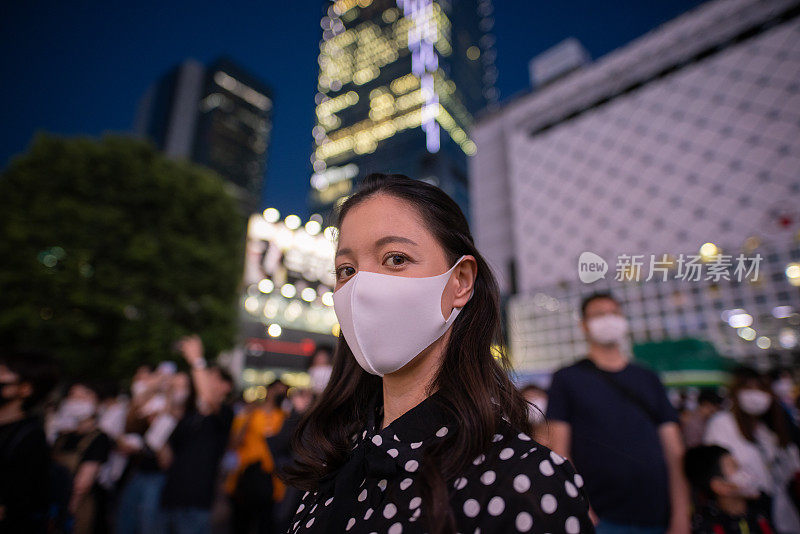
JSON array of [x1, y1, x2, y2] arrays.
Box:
[[335, 194, 473, 318]]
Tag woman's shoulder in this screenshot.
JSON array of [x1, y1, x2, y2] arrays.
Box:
[[449, 421, 593, 533], [482, 421, 584, 490]]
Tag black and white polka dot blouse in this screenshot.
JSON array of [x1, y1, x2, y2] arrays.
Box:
[[287, 391, 594, 533]]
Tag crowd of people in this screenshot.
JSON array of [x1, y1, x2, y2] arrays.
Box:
[[0, 339, 333, 534], [1, 294, 799, 534], [523, 292, 800, 534]]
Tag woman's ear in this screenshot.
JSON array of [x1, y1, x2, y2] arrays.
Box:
[[452, 256, 477, 308]]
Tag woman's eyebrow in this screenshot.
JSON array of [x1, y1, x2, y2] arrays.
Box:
[[374, 235, 418, 248], [335, 236, 418, 259]]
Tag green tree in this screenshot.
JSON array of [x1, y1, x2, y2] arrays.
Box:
[[0, 134, 245, 378]]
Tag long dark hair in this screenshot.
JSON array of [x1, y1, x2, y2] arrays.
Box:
[[281, 173, 530, 533], [730, 366, 791, 448]]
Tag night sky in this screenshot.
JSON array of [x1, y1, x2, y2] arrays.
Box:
[[1, 0, 705, 218]]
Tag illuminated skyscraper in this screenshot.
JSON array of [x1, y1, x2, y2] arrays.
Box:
[[136, 57, 273, 214], [309, 0, 497, 215]]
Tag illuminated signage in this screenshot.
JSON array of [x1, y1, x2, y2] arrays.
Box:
[[242, 210, 339, 336]]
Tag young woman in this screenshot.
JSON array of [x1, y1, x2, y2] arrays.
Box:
[[283, 174, 593, 534], [704, 367, 800, 533]]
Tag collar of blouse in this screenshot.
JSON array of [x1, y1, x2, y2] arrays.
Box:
[[317, 390, 454, 530]]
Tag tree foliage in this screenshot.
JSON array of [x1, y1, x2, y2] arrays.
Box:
[[0, 135, 245, 379]]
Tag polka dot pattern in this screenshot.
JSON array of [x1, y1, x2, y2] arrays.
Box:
[[289, 394, 592, 534]]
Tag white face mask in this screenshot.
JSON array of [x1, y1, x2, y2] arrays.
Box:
[[59, 399, 97, 423], [737, 389, 772, 416], [728, 469, 761, 499], [587, 314, 628, 345], [334, 256, 470, 376], [308, 365, 332, 394]]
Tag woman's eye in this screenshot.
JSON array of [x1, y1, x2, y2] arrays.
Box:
[[335, 266, 355, 280], [385, 254, 407, 267]]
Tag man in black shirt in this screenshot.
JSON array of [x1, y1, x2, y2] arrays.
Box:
[[0, 350, 57, 534], [546, 292, 691, 533], [51, 382, 113, 534], [160, 335, 234, 534]]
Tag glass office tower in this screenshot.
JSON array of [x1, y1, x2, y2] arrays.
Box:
[[309, 0, 497, 217], [136, 57, 273, 214]]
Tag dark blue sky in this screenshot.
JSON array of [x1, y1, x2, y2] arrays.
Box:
[[1, 0, 704, 218]]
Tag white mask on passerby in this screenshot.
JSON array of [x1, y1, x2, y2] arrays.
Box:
[[737, 389, 772, 416], [728, 469, 761, 499], [333, 256, 471, 376], [308, 365, 332, 394], [56, 398, 97, 430], [587, 314, 628, 345]]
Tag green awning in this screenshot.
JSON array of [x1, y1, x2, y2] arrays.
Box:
[[632, 338, 735, 387]]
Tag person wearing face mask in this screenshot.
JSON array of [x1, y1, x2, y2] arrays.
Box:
[[546, 292, 692, 534], [307, 347, 333, 396], [704, 367, 800, 533], [770, 369, 800, 430], [0, 350, 57, 534], [51, 382, 113, 534], [282, 174, 593, 534], [159, 335, 234, 534], [684, 445, 774, 533]]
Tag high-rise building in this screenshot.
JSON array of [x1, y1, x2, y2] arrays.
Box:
[[309, 0, 497, 217], [470, 0, 800, 378], [136, 57, 273, 214]]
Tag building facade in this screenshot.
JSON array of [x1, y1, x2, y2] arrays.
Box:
[[470, 0, 800, 375], [235, 209, 340, 395], [136, 58, 273, 214], [310, 0, 497, 217]]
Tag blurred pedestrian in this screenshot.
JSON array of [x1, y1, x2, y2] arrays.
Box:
[[771, 368, 799, 428], [225, 379, 286, 534], [282, 174, 593, 533], [0, 349, 57, 534], [682, 389, 723, 449], [269, 387, 313, 533], [159, 335, 233, 534], [704, 367, 800, 533], [307, 346, 333, 395], [51, 382, 113, 534], [546, 292, 691, 533], [114, 365, 176, 534], [684, 445, 774, 533]]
